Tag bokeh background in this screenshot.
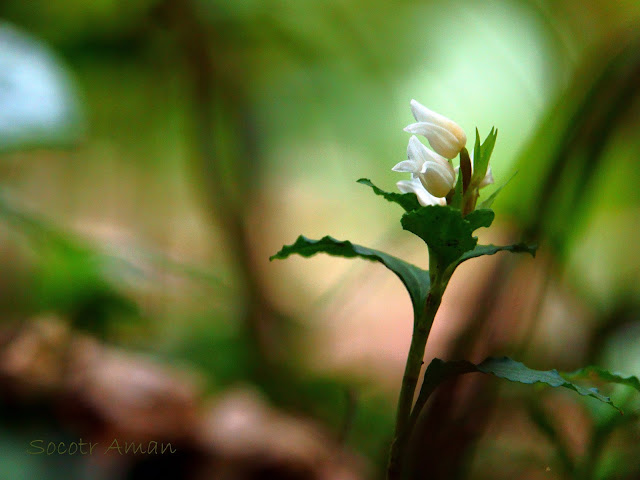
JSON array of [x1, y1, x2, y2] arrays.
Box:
[[1, 0, 639, 479]]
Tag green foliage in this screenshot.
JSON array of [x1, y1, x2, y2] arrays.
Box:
[[356, 177, 534, 279], [276, 182, 537, 307], [478, 171, 517, 209], [276, 166, 542, 480], [417, 357, 632, 414], [357, 178, 421, 213], [400, 206, 477, 270], [270, 235, 431, 313], [472, 127, 498, 186], [357, 180, 493, 266], [464, 208, 495, 231], [356, 180, 532, 280], [456, 243, 537, 267], [563, 366, 640, 393], [476, 357, 612, 405]]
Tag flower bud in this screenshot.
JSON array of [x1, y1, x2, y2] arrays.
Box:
[[404, 99, 467, 159]]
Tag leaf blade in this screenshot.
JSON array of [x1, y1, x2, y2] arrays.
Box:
[[271, 235, 430, 312], [476, 357, 619, 410], [563, 366, 640, 393], [456, 243, 537, 267], [357, 178, 421, 213], [401, 206, 477, 269], [472, 128, 498, 185], [464, 209, 495, 231], [413, 357, 625, 421], [478, 171, 518, 210]]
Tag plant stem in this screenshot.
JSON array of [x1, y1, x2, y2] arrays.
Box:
[[387, 274, 444, 480], [461, 187, 478, 217]]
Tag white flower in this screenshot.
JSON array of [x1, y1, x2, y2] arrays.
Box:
[[396, 177, 445, 206], [404, 99, 467, 159], [393, 135, 456, 198]]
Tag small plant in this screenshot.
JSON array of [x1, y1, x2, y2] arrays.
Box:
[[271, 100, 640, 479]]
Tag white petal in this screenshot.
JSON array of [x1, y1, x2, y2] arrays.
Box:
[[419, 162, 456, 198], [404, 122, 430, 136], [409, 100, 463, 135], [396, 178, 441, 206], [405, 122, 466, 159], [407, 135, 430, 168], [479, 166, 495, 189], [422, 124, 466, 159], [396, 177, 421, 194], [392, 159, 418, 173], [410, 99, 442, 123], [406, 100, 467, 159], [423, 146, 454, 173]]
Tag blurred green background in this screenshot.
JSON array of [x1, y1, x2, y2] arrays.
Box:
[[1, 0, 639, 479]]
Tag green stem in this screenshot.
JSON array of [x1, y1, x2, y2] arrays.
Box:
[[461, 187, 478, 217], [387, 270, 445, 480]]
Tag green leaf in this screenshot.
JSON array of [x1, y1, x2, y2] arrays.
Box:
[[456, 242, 537, 267], [357, 178, 421, 213], [270, 235, 430, 312], [473, 128, 481, 174], [478, 357, 624, 411], [401, 206, 477, 269], [478, 171, 518, 210], [472, 128, 498, 186], [563, 366, 640, 393], [464, 209, 495, 231], [413, 357, 624, 419]]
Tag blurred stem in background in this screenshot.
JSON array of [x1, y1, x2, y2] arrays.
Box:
[[153, 0, 283, 375], [519, 31, 640, 255]]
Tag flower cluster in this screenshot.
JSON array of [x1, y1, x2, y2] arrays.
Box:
[[393, 100, 493, 207]]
